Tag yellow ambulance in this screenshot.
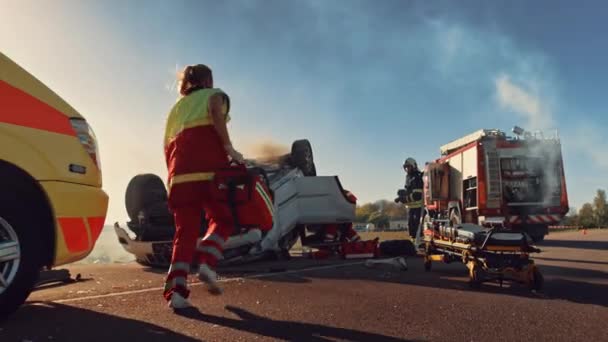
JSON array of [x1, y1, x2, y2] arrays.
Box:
[[0, 52, 108, 318]]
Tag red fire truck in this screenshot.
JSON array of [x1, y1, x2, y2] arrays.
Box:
[[422, 127, 569, 242]]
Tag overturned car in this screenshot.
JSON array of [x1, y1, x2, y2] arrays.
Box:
[[114, 139, 357, 268]]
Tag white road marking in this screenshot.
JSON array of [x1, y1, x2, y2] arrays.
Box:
[[53, 261, 366, 304]]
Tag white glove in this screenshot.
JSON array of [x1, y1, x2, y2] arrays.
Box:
[[225, 145, 245, 164]]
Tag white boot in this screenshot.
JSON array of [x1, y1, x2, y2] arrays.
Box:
[[168, 293, 192, 310], [198, 264, 223, 295]]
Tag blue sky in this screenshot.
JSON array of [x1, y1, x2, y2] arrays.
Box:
[[2, 0, 607, 222]]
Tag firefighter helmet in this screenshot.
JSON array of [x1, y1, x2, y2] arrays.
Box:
[[403, 157, 417, 169]]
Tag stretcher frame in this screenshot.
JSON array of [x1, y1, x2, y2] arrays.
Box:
[[420, 218, 544, 291]]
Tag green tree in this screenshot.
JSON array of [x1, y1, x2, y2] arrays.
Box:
[[579, 203, 595, 228], [355, 203, 379, 222], [384, 202, 408, 220], [562, 207, 579, 226], [368, 211, 390, 229], [593, 189, 608, 227]]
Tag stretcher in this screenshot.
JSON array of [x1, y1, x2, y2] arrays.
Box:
[[421, 221, 544, 291]]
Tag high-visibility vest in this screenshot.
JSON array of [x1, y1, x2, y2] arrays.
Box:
[[164, 88, 231, 195]]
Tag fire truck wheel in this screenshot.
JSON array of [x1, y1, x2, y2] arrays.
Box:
[[291, 140, 317, 176], [125, 174, 168, 223]]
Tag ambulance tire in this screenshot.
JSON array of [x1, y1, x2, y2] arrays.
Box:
[[0, 192, 44, 320], [125, 174, 168, 223], [291, 140, 317, 176]]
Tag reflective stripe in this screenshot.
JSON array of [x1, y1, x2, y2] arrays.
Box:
[[256, 183, 274, 215], [171, 276, 187, 287], [168, 262, 191, 273], [406, 188, 423, 208], [202, 233, 225, 247], [169, 172, 215, 188], [198, 245, 222, 260], [58, 217, 89, 253], [0, 80, 76, 136]]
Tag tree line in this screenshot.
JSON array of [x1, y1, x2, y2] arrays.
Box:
[[356, 189, 605, 229], [355, 200, 408, 228], [563, 189, 607, 228]]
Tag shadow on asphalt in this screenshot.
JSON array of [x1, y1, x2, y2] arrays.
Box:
[[539, 238, 608, 251], [252, 257, 608, 308], [174, 305, 413, 342], [0, 302, 200, 342], [533, 256, 608, 265]]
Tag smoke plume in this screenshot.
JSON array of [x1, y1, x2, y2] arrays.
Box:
[[243, 140, 290, 164], [495, 73, 553, 130], [494, 73, 562, 206], [77, 226, 135, 265]]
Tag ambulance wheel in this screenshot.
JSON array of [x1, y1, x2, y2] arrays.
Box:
[[291, 140, 317, 176], [0, 195, 44, 319], [529, 267, 544, 292], [125, 174, 168, 223]]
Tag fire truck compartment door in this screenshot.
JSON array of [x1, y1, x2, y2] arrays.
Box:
[[427, 162, 450, 201]]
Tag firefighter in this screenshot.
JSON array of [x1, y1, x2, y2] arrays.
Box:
[[396, 157, 424, 239], [163, 64, 245, 310]]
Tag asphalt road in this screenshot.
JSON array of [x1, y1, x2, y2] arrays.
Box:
[[1, 229, 607, 342]]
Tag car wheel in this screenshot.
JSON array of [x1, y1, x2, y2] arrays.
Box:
[[125, 174, 168, 223], [291, 140, 317, 176], [0, 202, 43, 319]]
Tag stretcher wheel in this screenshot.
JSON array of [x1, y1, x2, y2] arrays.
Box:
[[468, 264, 482, 289], [529, 267, 544, 292], [424, 259, 432, 272]]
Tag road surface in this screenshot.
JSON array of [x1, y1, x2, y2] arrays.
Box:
[[1, 229, 607, 341]]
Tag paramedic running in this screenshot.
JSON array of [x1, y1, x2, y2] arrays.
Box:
[[396, 158, 424, 239], [163, 64, 245, 310]]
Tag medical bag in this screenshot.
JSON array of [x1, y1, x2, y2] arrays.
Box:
[[212, 164, 274, 231], [340, 238, 380, 259]]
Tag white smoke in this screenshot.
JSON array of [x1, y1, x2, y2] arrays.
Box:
[[493, 73, 562, 207], [76, 226, 135, 264], [495, 73, 553, 130]]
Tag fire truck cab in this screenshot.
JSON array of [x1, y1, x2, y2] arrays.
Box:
[[422, 127, 569, 243]]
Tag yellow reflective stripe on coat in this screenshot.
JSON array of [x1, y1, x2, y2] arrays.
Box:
[[406, 189, 424, 208], [169, 172, 215, 189], [164, 88, 231, 147]]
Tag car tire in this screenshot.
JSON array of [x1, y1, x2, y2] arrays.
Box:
[[291, 140, 317, 176], [125, 174, 168, 223], [0, 195, 44, 320]]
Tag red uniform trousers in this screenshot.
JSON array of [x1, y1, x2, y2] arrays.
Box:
[[163, 181, 234, 301], [323, 223, 361, 243]]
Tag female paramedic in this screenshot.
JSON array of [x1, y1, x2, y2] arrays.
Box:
[[163, 64, 245, 309]]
